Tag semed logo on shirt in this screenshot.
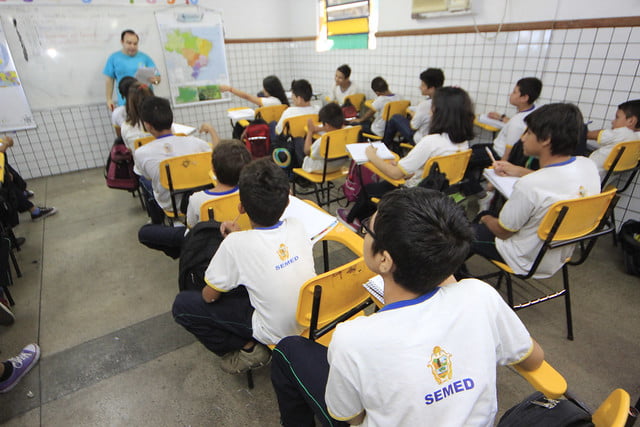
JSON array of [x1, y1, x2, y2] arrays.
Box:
[[275, 243, 300, 271], [277, 243, 289, 261], [424, 346, 475, 405]]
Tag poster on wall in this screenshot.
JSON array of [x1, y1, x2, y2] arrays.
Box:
[[0, 22, 35, 132], [155, 7, 230, 107]]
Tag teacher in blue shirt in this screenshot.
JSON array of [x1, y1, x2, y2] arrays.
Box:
[[104, 29, 161, 111]]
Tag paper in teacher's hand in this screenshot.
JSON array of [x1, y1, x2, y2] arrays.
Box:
[[135, 67, 158, 85]]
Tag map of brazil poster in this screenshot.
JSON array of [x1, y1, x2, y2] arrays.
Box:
[[155, 8, 230, 107]]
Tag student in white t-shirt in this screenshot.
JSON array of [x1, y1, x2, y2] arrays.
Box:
[[120, 81, 154, 150], [301, 103, 350, 174], [271, 187, 545, 427], [587, 99, 640, 178], [173, 158, 316, 375], [351, 76, 400, 136], [275, 79, 320, 135], [111, 76, 137, 137], [471, 103, 601, 278], [220, 75, 290, 108], [329, 64, 360, 105]]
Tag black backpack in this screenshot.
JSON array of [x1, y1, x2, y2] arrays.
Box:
[[418, 162, 450, 192], [178, 220, 225, 292], [498, 391, 593, 427], [619, 219, 640, 277]]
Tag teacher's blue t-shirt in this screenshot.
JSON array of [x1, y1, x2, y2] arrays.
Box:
[[103, 51, 157, 106]]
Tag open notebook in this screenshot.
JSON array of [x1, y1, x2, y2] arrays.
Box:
[[477, 113, 506, 130], [346, 142, 395, 164], [362, 275, 384, 306], [483, 168, 519, 199], [281, 196, 338, 242]]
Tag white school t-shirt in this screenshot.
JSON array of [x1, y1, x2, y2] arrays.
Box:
[[497, 156, 600, 278], [410, 98, 432, 143], [397, 133, 469, 187], [204, 218, 316, 345], [492, 105, 537, 158], [111, 106, 127, 128], [133, 134, 212, 211], [331, 82, 361, 105], [259, 96, 283, 107], [589, 126, 638, 178], [371, 94, 401, 137], [275, 105, 321, 134], [186, 187, 239, 228], [325, 278, 533, 427], [121, 121, 152, 151]]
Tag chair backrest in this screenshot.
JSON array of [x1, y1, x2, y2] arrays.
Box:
[[296, 257, 375, 339], [603, 140, 640, 173], [0, 152, 5, 184], [134, 136, 155, 150], [255, 104, 288, 123], [422, 149, 472, 185], [318, 125, 361, 161], [343, 93, 365, 110], [159, 151, 213, 192], [537, 187, 617, 241], [199, 192, 251, 230], [381, 100, 411, 121], [592, 388, 631, 427], [282, 114, 319, 138]]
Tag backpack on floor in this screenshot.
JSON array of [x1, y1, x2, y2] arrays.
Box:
[[242, 119, 271, 159], [343, 161, 380, 202], [105, 138, 138, 191], [342, 99, 358, 123], [178, 220, 225, 292]]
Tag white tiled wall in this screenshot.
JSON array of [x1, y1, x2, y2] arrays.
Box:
[[8, 26, 640, 224]]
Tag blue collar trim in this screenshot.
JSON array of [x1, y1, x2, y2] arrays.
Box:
[[545, 157, 576, 168], [156, 133, 173, 139], [255, 220, 283, 230], [378, 287, 440, 312], [204, 187, 238, 196], [520, 104, 536, 113]]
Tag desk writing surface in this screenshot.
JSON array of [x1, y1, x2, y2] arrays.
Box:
[[281, 196, 337, 242], [483, 168, 519, 199], [475, 114, 505, 131]]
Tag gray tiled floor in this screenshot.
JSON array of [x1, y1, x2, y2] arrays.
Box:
[[0, 167, 638, 426]]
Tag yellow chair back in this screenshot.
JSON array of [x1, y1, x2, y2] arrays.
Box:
[[537, 187, 616, 241], [422, 149, 472, 185], [381, 100, 411, 121], [255, 104, 288, 123], [159, 151, 213, 191], [199, 191, 251, 230], [133, 136, 155, 150], [282, 114, 319, 138], [317, 125, 361, 160], [343, 93, 365, 110], [0, 152, 5, 184], [592, 388, 631, 427], [603, 139, 640, 173]]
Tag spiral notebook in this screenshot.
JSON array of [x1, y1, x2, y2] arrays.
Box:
[[363, 275, 384, 305]]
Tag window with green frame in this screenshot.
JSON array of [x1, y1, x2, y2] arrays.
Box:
[[317, 0, 377, 51]]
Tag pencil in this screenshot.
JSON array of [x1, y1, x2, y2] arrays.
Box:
[[485, 147, 497, 164]]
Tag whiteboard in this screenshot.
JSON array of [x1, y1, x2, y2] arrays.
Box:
[[0, 21, 35, 132], [0, 5, 172, 110]]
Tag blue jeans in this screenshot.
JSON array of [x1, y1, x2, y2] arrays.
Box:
[[383, 114, 415, 148]]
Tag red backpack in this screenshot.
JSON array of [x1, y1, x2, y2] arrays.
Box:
[[242, 121, 271, 159], [105, 139, 138, 191]]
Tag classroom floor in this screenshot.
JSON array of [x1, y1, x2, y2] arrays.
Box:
[[0, 167, 638, 426]]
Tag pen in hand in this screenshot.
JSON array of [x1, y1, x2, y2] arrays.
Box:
[[485, 146, 497, 165]]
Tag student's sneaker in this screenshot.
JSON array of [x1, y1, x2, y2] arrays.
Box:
[[220, 343, 271, 374], [0, 300, 15, 326], [477, 190, 495, 212], [24, 190, 35, 199], [31, 207, 57, 221], [336, 208, 361, 233], [0, 344, 40, 393]]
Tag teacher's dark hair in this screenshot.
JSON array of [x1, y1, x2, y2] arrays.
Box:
[[121, 29, 139, 41]]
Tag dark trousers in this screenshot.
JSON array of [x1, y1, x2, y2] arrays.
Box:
[[382, 114, 414, 152], [470, 222, 506, 263], [6, 163, 32, 213], [138, 223, 185, 259], [271, 336, 349, 427], [347, 181, 396, 223], [139, 176, 165, 224], [172, 286, 254, 357]]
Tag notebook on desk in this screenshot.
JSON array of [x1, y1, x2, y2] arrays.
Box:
[[483, 168, 519, 199], [363, 275, 384, 305], [477, 114, 506, 130], [346, 142, 395, 164], [281, 196, 338, 242]]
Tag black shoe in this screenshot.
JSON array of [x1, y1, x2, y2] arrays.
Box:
[[14, 237, 25, 248], [31, 207, 57, 221]]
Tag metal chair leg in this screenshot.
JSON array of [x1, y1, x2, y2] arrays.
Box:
[[9, 250, 21, 278], [562, 265, 574, 341], [246, 370, 254, 389], [505, 273, 514, 307]]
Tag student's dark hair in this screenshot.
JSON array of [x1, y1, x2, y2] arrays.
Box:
[[419, 68, 445, 89], [372, 188, 473, 294], [371, 76, 388, 93], [319, 103, 344, 129], [118, 76, 137, 100], [238, 158, 290, 227], [263, 75, 289, 106], [139, 96, 173, 132], [516, 77, 543, 104], [126, 81, 154, 127], [429, 86, 475, 143], [121, 29, 138, 41], [337, 64, 351, 79], [291, 79, 313, 102], [618, 99, 640, 127], [213, 140, 252, 187], [524, 103, 583, 156]]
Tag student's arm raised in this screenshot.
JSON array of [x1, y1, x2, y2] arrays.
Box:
[[220, 85, 264, 107]]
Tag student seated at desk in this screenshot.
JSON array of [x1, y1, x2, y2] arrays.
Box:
[[383, 68, 445, 150], [138, 139, 251, 259], [271, 187, 545, 427], [337, 87, 474, 231], [302, 103, 349, 173], [220, 75, 290, 108], [172, 158, 316, 374], [121, 81, 154, 150], [328, 64, 360, 105], [133, 97, 211, 224], [111, 76, 137, 138], [351, 76, 400, 136], [470, 103, 600, 278], [587, 99, 640, 178], [275, 79, 320, 135]]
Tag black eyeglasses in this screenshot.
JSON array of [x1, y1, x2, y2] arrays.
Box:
[[360, 217, 377, 240]]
